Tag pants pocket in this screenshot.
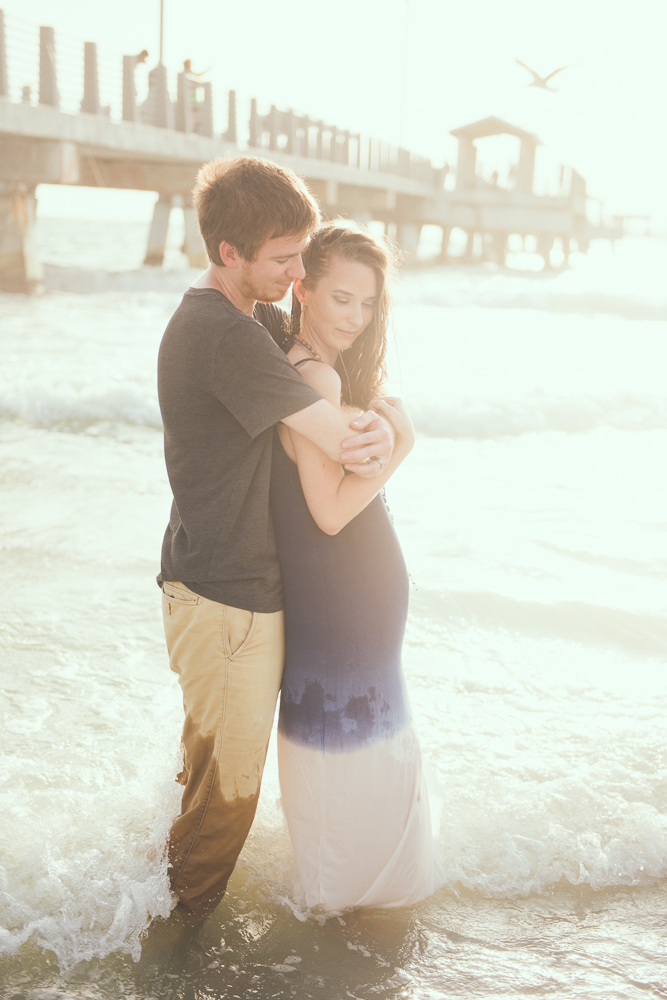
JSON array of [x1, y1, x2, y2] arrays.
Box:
[[162, 582, 202, 606], [223, 605, 256, 660]]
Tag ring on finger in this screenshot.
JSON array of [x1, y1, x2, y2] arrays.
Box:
[[375, 456, 385, 469]]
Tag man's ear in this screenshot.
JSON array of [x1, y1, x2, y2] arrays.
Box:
[[293, 278, 307, 303], [219, 241, 240, 268]]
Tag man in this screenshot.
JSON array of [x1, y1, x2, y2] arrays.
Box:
[[157, 155, 393, 918], [122, 49, 148, 123]]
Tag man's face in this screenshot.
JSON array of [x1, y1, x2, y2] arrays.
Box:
[[237, 234, 309, 303]]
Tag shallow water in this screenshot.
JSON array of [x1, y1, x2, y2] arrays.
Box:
[[1, 222, 666, 998]]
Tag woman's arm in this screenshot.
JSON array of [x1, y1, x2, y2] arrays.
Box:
[[281, 397, 394, 476], [282, 360, 415, 536]]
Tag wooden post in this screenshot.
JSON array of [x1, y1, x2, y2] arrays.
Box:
[[329, 128, 338, 163], [122, 55, 138, 122], [341, 130, 350, 166], [0, 10, 8, 98], [183, 202, 208, 268], [285, 110, 295, 154], [438, 227, 451, 263], [570, 170, 587, 216], [325, 180, 338, 206], [141, 63, 173, 129], [299, 117, 310, 158], [517, 139, 536, 194], [144, 193, 172, 266], [456, 137, 477, 189], [0, 185, 44, 294], [397, 223, 421, 262], [316, 122, 324, 160], [175, 71, 192, 133], [491, 231, 508, 265], [197, 81, 213, 137], [80, 42, 100, 114], [537, 233, 554, 269], [226, 90, 237, 143], [269, 104, 278, 151], [269, 105, 278, 151], [249, 98, 259, 146], [39, 26, 59, 107], [559, 234, 570, 265]]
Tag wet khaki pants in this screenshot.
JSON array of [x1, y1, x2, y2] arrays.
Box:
[[162, 582, 284, 914]]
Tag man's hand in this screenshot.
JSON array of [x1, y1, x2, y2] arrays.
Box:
[[340, 409, 395, 478], [369, 397, 415, 453]]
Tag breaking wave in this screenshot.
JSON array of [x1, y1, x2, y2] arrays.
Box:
[[0, 379, 162, 430], [399, 275, 667, 322], [410, 392, 667, 438], [2, 380, 665, 439]]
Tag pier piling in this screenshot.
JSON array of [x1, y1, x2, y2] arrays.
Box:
[[182, 202, 207, 268], [0, 184, 44, 293], [0, 10, 8, 98], [0, 10, 630, 292], [144, 194, 172, 266]]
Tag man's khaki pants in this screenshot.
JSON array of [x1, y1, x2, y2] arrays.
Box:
[[162, 582, 284, 915]]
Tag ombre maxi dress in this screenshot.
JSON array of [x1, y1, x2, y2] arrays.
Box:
[[270, 422, 444, 911]]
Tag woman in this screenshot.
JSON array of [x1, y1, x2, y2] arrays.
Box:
[[270, 224, 444, 910]]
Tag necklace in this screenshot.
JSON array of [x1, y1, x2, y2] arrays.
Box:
[[292, 332, 321, 361]]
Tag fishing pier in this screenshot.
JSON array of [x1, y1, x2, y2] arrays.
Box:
[[0, 10, 628, 292]]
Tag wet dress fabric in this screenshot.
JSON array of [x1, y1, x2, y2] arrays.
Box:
[[270, 428, 444, 910]]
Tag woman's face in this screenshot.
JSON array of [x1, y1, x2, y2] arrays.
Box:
[[297, 257, 378, 356]]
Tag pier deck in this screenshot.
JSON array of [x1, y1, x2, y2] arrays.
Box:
[[0, 9, 627, 292]]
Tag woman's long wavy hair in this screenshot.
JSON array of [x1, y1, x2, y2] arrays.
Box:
[[277, 223, 399, 410]]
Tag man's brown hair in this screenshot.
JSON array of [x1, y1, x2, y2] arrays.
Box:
[[192, 156, 320, 265]]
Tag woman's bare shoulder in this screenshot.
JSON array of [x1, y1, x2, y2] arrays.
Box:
[[299, 360, 341, 393], [287, 349, 341, 404]]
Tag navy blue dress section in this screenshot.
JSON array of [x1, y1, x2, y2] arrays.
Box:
[[270, 432, 411, 753]]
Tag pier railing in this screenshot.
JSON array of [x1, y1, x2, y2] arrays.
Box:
[[247, 100, 441, 184], [0, 7, 634, 294], [0, 9, 442, 187]]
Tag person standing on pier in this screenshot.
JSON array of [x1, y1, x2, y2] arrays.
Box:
[[157, 156, 394, 920], [182, 59, 210, 132]]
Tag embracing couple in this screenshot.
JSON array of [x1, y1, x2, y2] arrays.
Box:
[[157, 156, 443, 920]]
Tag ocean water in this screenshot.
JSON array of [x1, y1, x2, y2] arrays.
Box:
[[1, 219, 667, 999]]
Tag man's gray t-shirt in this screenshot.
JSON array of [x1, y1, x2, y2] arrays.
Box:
[[157, 288, 321, 613]]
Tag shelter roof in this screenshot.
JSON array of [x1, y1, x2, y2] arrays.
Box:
[[450, 116, 541, 144]]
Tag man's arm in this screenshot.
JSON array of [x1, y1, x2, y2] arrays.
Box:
[[282, 397, 394, 478], [211, 320, 393, 475], [283, 367, 414, 535]]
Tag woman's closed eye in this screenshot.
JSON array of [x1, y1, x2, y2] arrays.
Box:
[[334, 297, 375, 308]]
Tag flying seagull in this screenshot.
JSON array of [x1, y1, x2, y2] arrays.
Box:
[[516, 60, 568, 92]]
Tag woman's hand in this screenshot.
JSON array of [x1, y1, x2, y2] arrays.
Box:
[[340, 409, 395, 476], [368, 397, 415, 455]]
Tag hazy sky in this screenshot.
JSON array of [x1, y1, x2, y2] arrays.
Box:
[[4, 0, 667, 228]]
